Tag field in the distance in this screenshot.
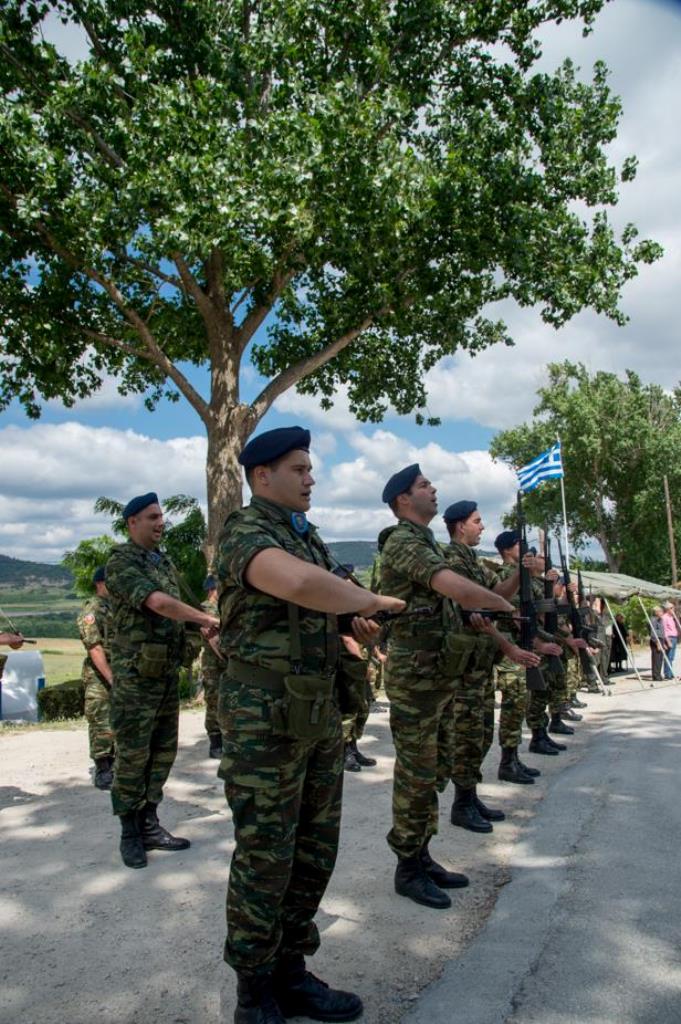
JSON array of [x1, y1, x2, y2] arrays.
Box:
[[31, 637, 84, 686]]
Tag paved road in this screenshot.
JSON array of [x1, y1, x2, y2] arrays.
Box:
[[405, 681, 681, 1024]]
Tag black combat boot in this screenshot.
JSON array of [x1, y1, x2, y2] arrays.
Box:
[[472, 787, 505, 821], [141, 803, 191, 851], [549, 714, 574, 736], [498, 747, 535, 785], [528, 728, 559, 756], [419, 843, 469, 889], [119, 811, 147, 869], [273, 953, 363, 1021], [350, 739, 376, 767], [208, 733, 223, 759], [394, 854, 451, 908], [571, 695, 588, 709], [516, 754, 540, 777], [235, 972, 285, 1024], [343, 744, 361, 772], [450, 785, 493, 833], [94, 755, 114, 790], [543, 729, 567, 751], [560, 705, 582, 722]]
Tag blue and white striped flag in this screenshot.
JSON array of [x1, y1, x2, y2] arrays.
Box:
[[517, 441, 564, 493]]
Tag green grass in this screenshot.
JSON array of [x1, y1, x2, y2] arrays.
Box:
[[29, 637, 84, 686]]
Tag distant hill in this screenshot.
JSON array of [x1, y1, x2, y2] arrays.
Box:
[[0, 554, 72, 588], [327, 541, 378, 570]]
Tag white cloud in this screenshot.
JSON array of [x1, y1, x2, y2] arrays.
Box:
[[46, 373, 142, 413]]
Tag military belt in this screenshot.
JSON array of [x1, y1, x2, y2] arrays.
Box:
[[390, 635, 443, 652], [227, 658, 287, 693]]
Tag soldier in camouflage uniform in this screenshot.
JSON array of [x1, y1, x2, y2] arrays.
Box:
[[493, 533, 566, 773], [106, 492, 220, 870], [340, 634, 377, 773], [379, 466, 515, 909], [216, 426, 403, 1024], [199, 574, 224, 759], [442, 501, 542, 832], [77, 566, 115, 790]]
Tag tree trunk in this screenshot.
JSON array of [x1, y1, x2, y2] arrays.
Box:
[[204, 334, 252, 565], [597, 533, 620, 573]]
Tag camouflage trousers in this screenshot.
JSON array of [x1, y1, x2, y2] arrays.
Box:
[[203, 670, 221, 737], [341, 703, 369, 744], [495, 663, 526, 748], [525, 666, 568, 729], [82, 666, 114, 761], [445, 669, 496, 789], [109, 669, 180, 816], [385, 680, 454, 860], [219, 678, 343, 975]]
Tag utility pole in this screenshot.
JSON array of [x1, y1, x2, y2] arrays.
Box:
[[663, 475, 678, 586]]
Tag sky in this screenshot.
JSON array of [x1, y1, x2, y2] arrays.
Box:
[[2, 0, 680, 563]]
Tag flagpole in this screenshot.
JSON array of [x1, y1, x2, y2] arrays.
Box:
[[556, 436, 570, 570]]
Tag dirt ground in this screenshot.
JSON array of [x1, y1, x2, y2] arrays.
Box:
[[0, 685, 634, 1024]]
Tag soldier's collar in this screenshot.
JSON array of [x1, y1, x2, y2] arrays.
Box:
[[397, 517, 435, 540], [250, 496, 315, 535]]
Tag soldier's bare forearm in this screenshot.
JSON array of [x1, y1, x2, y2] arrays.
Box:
[[493, 571, 520, 599], [245, 548, 403, 615], [144, 591, 219, 629], [430, 570, 514, 613], [89, 644, 113, 685]]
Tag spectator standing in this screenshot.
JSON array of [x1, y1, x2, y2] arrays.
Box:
[[661, 602, 679, 680], [649, 606, 669, 682]]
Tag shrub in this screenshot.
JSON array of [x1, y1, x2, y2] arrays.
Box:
[[38, 678, 84, 721]]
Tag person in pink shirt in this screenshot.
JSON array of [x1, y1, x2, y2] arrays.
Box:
[[661, 602, 679, 679]]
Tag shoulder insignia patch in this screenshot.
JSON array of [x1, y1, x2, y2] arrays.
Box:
[[83, 613, 96, 625]]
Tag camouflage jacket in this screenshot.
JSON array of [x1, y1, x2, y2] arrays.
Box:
[[378, 519, 455, 652], [77, 594, 113, 678], [105, 540, 185, 662], [216, 496, 341, 677]]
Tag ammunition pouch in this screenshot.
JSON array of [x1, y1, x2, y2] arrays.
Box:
[[270, 673, 335, 741], [138, 642, 169, 679], [471, 636, 497, 675], [438, 631, 477, 678]]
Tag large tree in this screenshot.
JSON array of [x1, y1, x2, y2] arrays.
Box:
[[0, 1, 662, 555], [490, 361, 681, 583]]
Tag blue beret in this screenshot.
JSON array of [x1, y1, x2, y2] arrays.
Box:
[[494, 530, 519, 553], [203, 575, 217, 591], [443, 500, 477, 524], [239, 426, 311, 470], [382, 464, 421, 504], [123, 492, 159, 520], [92, 566, 106, 584]]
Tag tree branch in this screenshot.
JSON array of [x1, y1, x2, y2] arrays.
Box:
[[235, 266, 298, 354], [172, 253, 212, 317], [248, 312, 379, 425], [118, 253, 184, 290], [0, 44, 126, 170], [2, 185, 210, 423], [81, 328, 149, 360]]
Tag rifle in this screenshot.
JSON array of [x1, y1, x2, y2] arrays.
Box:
[[0, 602, 36, 643], [542, 532, 566, 678], [336, 606, 431, 635], [556, 538, 605, 692], [460, 609, 529, 625], [517, 491, 547, 691]]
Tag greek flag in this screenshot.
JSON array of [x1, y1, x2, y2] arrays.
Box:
[[517, 442, 564, 493]]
